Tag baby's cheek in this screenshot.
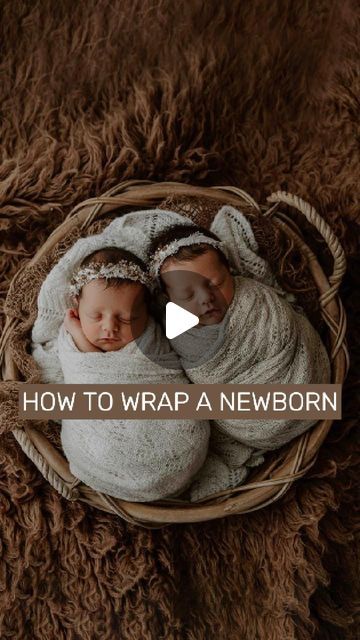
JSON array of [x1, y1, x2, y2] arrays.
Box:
[[129, 314, 149, 340], [223, 278, 235, 306], [82, 321, 98, 342], [178, 298, 198, 315]]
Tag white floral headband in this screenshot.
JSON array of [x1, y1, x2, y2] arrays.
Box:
[[69, 260, 152, 297], [149, 232, 229, 279]]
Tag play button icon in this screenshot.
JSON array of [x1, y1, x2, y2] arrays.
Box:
[[134, 268, 229, 369], [165, 302, 199, 339]]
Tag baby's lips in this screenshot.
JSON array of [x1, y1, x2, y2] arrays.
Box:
[[202, 307, 219, 315]]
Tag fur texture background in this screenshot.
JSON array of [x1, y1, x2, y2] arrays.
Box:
[[0, 1, 359, 638]]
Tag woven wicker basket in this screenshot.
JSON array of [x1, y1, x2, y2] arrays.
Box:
[[0, 180, 349, 528]]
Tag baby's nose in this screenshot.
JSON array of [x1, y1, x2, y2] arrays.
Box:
[[198, 286, 215, 306], [101, 316, 118, 334]]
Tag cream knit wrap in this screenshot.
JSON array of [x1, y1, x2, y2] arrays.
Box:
[[57, 318, 209, 502], [170, 275, 331, 447], [162, 207, 331, 500], [31, 209, 210, 502]]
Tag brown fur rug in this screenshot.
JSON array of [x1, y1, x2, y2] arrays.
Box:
[[0, 1, 359, 638]]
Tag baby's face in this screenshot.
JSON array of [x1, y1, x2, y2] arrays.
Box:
[[160, 248, 234, 325], [77, 279, 148, 350]]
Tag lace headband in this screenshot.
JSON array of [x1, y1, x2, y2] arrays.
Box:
[[149, 232, 229, 278], [69, 261, 152, 297]]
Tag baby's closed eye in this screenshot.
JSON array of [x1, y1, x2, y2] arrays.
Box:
[[87, 313, 140, 324], [178, 292, 194, 301]]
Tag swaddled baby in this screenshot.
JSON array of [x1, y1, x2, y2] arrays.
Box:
[[58, 246, 210, 502], [148, 213, 331, 500]]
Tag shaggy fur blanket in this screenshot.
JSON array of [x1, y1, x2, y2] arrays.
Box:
[[0, 1, 359, 639]]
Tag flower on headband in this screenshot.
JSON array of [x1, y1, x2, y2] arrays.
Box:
[[69, 260, 152, 297], [149, 232, 228, 279]]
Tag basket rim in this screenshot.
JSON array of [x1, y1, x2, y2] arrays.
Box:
[[1, 180, 349, 527]]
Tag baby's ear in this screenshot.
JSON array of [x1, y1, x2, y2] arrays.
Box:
[[71, 295, 79, 309]]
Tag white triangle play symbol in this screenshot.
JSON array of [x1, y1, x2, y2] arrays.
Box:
[[165, 302, 199, 339]]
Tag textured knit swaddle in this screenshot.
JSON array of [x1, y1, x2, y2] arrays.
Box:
[[171, 274, 331, 445], [165, 206, 331, 500], [31, 210, 210, 501], [58, 318, 209, 501]]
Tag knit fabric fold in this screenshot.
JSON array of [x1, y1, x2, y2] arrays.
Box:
[[171, 275, 330, 501], [164, 206, 331, 501], [57, 318, 210, 502]]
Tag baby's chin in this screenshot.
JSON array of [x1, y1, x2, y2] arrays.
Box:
[[96, 338, 133, 351], [99, 342, 123, 351]]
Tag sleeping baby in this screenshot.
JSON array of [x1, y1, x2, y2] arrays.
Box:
[[148, 206, 331, 501], [58, 246, 210, 502]]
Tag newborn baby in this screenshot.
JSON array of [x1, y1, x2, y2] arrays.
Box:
[[64, 247, 150, 353], [58, 246, 210, 502], [148, 216, 331, 500]]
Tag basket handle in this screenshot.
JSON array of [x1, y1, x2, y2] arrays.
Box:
[[266, 191, 346, 294]]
